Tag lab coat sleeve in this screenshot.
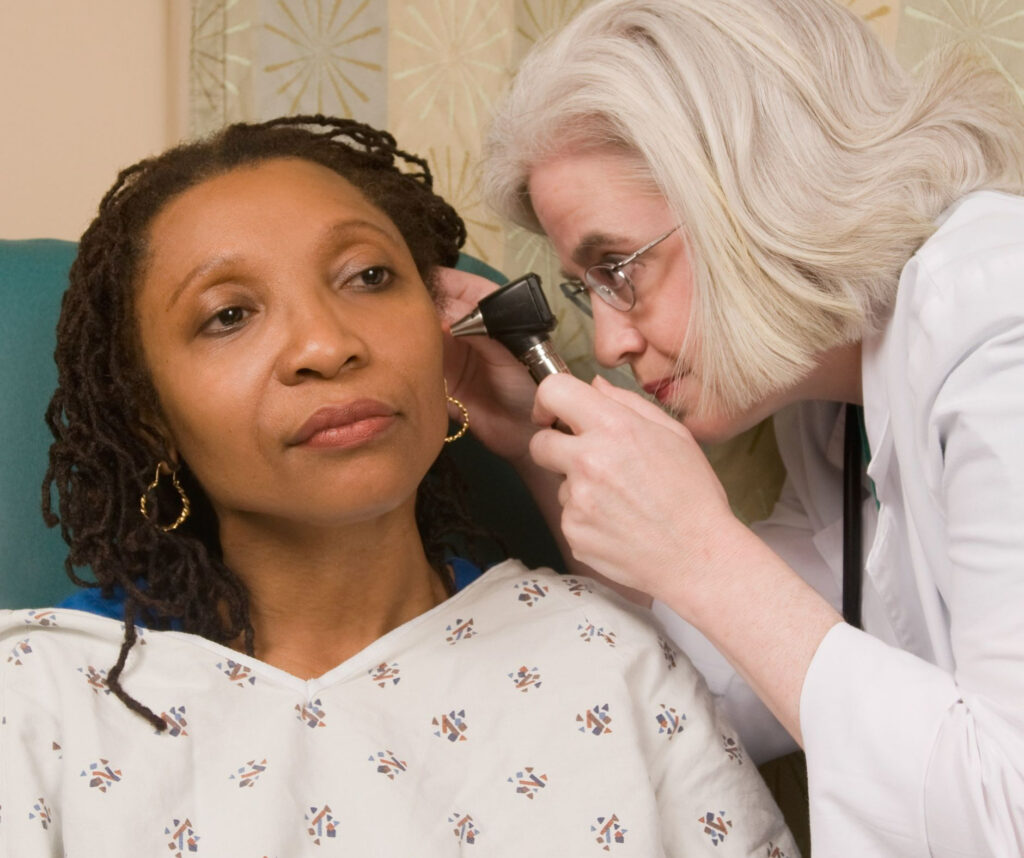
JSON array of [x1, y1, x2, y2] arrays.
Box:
[[653, 465, 842, 765], [801, 248, 1024, 857]]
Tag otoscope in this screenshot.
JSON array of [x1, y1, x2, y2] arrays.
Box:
[[449, 273, 570, 383]]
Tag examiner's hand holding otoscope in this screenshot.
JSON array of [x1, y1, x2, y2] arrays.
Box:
[[449, 273, 572, 435], [439, 268, 573, 463]]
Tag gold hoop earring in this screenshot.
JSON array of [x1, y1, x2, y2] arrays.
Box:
[[444, 384, 469, 444], [139, 463, 191, 532]]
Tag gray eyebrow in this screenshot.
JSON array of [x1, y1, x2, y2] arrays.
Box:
[[570, 231, 628, 268]]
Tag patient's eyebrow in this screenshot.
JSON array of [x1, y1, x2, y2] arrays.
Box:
[[165, 218, 402, 309], [167, 254, 240, 309], [317, 218, 400, 249]]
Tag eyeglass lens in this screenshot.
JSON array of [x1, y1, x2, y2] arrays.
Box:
[[585, 266, 634, 310], [560, 225, 678, 315]]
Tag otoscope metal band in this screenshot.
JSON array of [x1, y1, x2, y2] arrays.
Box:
[[520, 341, 570, 383]]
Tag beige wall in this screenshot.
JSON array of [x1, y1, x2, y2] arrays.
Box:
[[0, 1, 189, 241]]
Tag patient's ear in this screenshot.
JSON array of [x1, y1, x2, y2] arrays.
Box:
[[135, 405, 180, 467]]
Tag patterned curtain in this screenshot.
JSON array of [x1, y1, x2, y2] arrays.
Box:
[[188, 0, 1024, 522]]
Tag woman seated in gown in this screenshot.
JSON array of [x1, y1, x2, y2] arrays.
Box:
[[0, 116, 797, 857]]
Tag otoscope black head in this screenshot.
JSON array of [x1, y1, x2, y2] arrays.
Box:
[[449, 272, 570, 385], [460, 273, 556, 355]]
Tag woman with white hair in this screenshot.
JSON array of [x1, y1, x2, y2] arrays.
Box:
[[441, 0, 1024, 853]]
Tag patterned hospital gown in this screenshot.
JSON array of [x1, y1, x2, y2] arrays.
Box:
[[0, 560, 798, 856]]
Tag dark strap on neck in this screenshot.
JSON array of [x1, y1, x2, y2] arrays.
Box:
[[842, 404, 864, 629]]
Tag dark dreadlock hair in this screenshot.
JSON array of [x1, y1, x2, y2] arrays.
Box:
[[43, 115, 488, 731]]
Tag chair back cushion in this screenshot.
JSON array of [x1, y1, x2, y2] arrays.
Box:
[[0, 239, 79, 607]]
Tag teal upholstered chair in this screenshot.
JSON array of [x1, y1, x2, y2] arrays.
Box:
[[0, 239, 561, 609], [1, 239, 79, 609]]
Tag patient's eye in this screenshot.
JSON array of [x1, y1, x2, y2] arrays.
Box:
[[202, 305, 249, 334], [347, 266, 394, 291]]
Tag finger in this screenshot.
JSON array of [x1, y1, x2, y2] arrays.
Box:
[[556, 476, 570, 508], [528, 423, 580, 476], [531, 372, 621, 433], [591, 375, 690, 436], [529, 389, 573, 435], [436, 268, 500, 324]]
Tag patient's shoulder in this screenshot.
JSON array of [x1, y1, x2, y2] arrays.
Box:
[[460, 559, 684, 666], [0, 607, 126, 679]]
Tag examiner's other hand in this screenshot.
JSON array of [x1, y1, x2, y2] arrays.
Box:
[[529, 373, 739, 606], [438, 267, 543, 465]]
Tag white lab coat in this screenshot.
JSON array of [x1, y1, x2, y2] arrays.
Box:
[[655, 190, 1024, 856]]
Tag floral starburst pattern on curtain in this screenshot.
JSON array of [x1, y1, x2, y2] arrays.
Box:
[[262, 0, 386, 120], [899, 0, 1024, 100]]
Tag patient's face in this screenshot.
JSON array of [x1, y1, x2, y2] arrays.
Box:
[[134, 157, 448, 534]]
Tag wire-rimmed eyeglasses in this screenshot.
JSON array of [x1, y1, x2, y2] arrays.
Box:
[[558, 225, 680, 317]]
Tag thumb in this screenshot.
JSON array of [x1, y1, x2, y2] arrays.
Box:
[[591, 374, 688, 435]]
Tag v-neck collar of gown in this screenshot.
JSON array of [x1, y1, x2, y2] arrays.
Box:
[[56, 562, 494, 696]]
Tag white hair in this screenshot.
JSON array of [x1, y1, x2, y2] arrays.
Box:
[[483, 0, 1024, 416]]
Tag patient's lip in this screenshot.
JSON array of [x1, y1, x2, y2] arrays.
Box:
[[288, 400, 397, 448]]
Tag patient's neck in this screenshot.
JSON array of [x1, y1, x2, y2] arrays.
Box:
[[217, 504, 448, 679]]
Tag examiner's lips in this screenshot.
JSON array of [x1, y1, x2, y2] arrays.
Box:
[[288, 400, 397, 448], [642, 377, 678, 404]]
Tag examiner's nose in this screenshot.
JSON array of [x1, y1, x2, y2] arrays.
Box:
[[591, 299, 645, 369]]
